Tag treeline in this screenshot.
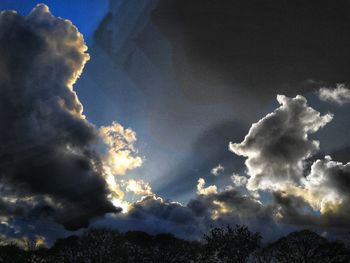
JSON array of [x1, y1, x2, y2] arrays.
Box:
[[0, 225, 349, 262]]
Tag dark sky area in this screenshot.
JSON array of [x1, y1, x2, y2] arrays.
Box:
[[0, 0, 350, 245]]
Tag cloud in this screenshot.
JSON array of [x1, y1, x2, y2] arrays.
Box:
[[276, 156, 350, 229], [229, 95, 333, 191], [197, 178, 218, 195], [231, 174, 248, 187], [2, 2, 350, 242], [229, 93, 350, 232], [95, 195, 202, 239], [190, 187, 271, 220], [0, 5, 142, 233], [211, 164, 224, 176], [99, 122, 143, 176], [187, 185, 279, 240], [104, 93, 350, 238], [303, 156, 350, 214], [318, 84, 350, 105], [125, 179, 153, 196], [95, 182, 278, 240]]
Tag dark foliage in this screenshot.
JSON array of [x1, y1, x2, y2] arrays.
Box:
[[202, 225, 261, 263], [0, 226, 349, 263], [254, 230, 350, 263]]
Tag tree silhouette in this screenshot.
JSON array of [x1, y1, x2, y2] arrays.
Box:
[[202, 225, 261, 263], [254, 230, 350, 263], [152, 233, 198, 262], [0, 227, 349, 262], [0, 244, 27, 263]]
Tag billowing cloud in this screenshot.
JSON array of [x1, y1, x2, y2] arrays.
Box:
[[231, 174, 248, 187], [125, 179, 153, 196], [96, 195, 202, 239], [2, 2, 350, 243], [276, 156, 350, 229], [229, 95, 333, 191], [96, 182, 277, 240], [229, 93, 350, 232], [104, 93, 350, 238], [303, 156, 350, 214], [0, 4, 143, 232], [210, 164, 224, 176], [98, 122, 144, 211], [318, 84, 350, 105], [99, 122, 143, 176], [189, 187, 272, 221], [197, 178, 218, 195]]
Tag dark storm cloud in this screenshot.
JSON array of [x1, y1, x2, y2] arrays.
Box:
[[0, 5, 116, 230], [96, 195, 203, 239], [128, 195, 196, 225], [99, 186, 278, 240], [272, 191, 319, 227], [188, 187, 273, 223], [152, 0, 350, 120]]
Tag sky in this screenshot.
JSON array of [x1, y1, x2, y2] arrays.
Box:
[[0, 0, 350, 246]]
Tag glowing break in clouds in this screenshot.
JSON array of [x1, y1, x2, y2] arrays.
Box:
[[99, 122, 143, 176]]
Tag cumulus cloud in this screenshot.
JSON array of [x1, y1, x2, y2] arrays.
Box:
[[229, 95, 333, 191], [98, 122, 144, 211], [95, 195, 202, 239], [2, 3, 350, 241], [303, 156, 350, 214], [0, 5, 143, 232], [127, 196, 194, 225], [318, 84, 350, 105], [190, 187, 270, 220], [97, 182, 277, 240], [0, 4, 116, 230], [228, 93, 350, 232], [210, 164, 224, 176], [197, 178, 218, 195], [125, 179, 153, 196], [275, 156, 350, 229], [105, 93, 349, 238], [99, 122, 143, 176], [231, 174, 248, 187]]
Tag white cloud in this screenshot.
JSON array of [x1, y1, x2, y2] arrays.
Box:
[[318, 83, 350, 105], [228, 94, 350, 229], [302, 156, 350, 215], [229, 95, 333, 191], [99, 122, 143, 176], [211, 164, 224, 176], [231, 174, 248, 187], [125, 179, 153, 196], [197, 178, 218, 195]]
